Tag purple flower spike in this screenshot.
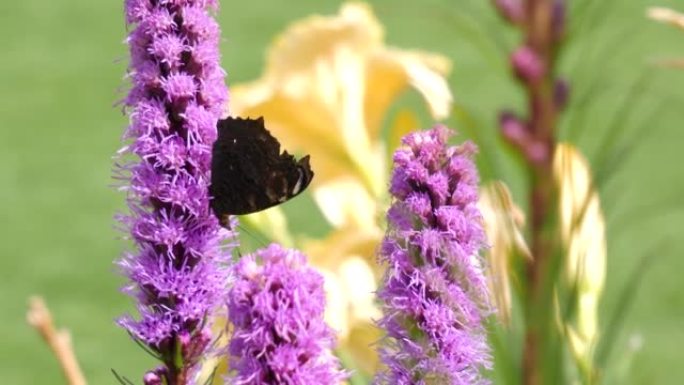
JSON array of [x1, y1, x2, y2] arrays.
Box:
[[227, 244, 348, 385], [375, 126, 492, 385], [116, 0, 232, 383]]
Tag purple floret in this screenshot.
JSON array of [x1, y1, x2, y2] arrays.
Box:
[[227, 244, 348, 385], [375, 126, 492, 385], [115, 0, 232, 382]]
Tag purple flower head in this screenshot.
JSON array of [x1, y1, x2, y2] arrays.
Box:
[[376, 126, 492, 385], [116, 0, 231, 383], [227, 244, 348, 385]]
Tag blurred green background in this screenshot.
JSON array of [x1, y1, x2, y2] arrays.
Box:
[[1, 0, 683, 383]]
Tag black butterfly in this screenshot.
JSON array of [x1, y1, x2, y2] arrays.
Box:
[[209, 116, 314, 228]]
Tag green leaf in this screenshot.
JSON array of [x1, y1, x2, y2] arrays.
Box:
[[595, 240, 670, 372]]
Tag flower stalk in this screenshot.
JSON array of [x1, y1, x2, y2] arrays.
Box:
[[27, 297, 87, 385], [115, 1, 232, 384], [495, 0, 567, 384]]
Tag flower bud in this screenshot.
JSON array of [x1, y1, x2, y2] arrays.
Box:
[[493, 0, 524, 24], [143, 367, 166, 385], [499, 111, 549, 164], [512, 46, 545, 82], [554, 78, 570, 111], [552, 0, 567, 42], [180, 329, 212, 364], [499, 111, 528, 142]]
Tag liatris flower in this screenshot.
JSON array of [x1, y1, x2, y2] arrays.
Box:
[[227, 244, 347, 385], [115, 0, 231, 383], [375, 126, 492, 385], [231, 4, 454, 373]]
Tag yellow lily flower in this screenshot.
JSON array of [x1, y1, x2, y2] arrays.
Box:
[[554, 143, 607, 376], [301, 226, 383, 374], [231, 2, 454, 376], [232, 1, 453, 229]]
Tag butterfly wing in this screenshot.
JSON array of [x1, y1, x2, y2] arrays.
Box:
[[209, 116, 314, 226]]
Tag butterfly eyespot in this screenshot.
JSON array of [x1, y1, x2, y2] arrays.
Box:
[[291, 169, 304, 195]]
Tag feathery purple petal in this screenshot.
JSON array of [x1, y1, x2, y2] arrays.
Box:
[[227, 244, 347, 385], [375, 126, 492, 385], [116, 0, 231, 382]]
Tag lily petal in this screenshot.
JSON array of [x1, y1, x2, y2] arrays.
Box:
[[302, 227, 382, 374], [338, 256, 382, 323], [554, 143, 606, 372], [648, 7, 684, 30], [230, 2, 452, 203], [479, 181, 530, 324], [365, 49, 452, 139], [230, 3, 380, 190], [319, 268, 350, 338], [303, 226, 383, 327], [313, 176, 379, 231]]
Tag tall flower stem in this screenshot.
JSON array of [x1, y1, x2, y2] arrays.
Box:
[[27, 297, 87, 385], [495, 0, 566, 384], [524, 3, 558, 385]]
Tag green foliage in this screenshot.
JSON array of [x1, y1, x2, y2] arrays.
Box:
[[1, 0, 684, 384]]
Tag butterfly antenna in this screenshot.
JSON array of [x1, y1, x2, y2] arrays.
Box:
[[236, 224, 269, 248]]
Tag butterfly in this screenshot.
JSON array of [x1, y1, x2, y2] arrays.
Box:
[[209, 116, 314, 228]]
